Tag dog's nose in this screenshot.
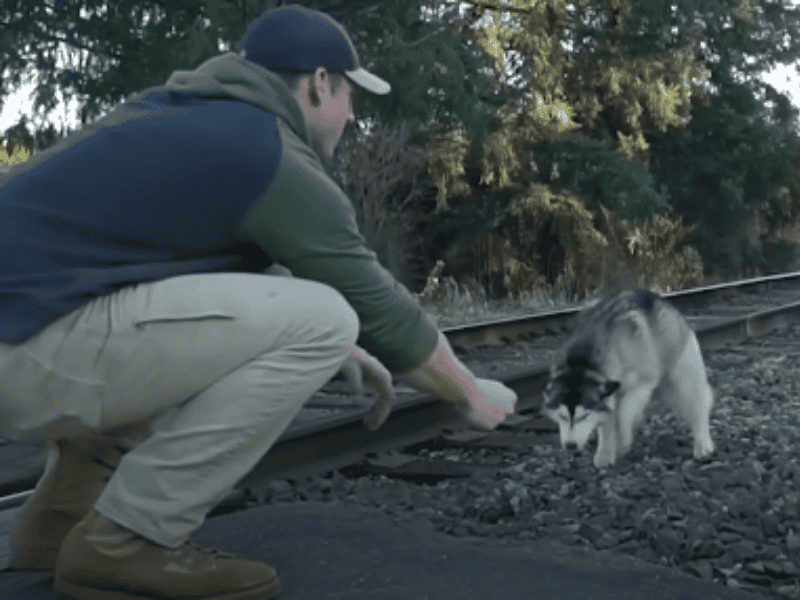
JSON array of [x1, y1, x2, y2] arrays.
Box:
[[565, 441, 578, 451]]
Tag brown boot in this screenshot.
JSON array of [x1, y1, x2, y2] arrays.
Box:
[[10, 438, 125, 572], [54, 509, 280, 600]]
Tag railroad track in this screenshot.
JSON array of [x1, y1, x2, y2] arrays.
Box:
[[3, 271, 800, 516]]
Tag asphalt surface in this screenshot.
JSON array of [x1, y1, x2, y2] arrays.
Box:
[[0, 500, 766, 600]]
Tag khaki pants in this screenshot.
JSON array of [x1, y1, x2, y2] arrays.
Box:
[[0, 273, 359, 547]]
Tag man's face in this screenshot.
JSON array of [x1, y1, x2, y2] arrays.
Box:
[[296, 68, 356, 160]]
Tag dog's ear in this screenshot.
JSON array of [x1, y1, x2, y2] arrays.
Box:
[[601, 380, 620, 397]]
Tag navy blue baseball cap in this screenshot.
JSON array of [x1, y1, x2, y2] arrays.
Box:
[[240, 4, 391, 95]]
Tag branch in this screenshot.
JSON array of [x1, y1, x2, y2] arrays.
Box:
[[463, 1, 535, 15], [27, 26, 124, 62], [399, 26, 448, 49]]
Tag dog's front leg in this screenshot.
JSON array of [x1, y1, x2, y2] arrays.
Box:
[[594, 417, 618, 467], [616, 384, 657, 457]]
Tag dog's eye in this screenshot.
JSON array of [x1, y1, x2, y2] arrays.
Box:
[[549, 411, 569, 423], [543, 394, 561, 410]]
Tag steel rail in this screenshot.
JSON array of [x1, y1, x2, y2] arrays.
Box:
[[2, 271, 800, 512], [238, 296, 800, 489], [442, 269, 800, 348]]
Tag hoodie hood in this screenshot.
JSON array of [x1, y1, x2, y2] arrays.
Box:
[[165, 51, 309, 143]]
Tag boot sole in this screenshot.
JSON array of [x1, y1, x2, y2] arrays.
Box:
[[55, 575, 280, 600], [10, 546, 60, 572]]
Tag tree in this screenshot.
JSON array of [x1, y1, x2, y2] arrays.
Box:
[[648, 0, 800, 273], [1, 0, 226, 131], [4, 0, 800, 289], [0, 0, 510, 154], [412, 0, 715, 296], [416, 0, 800, 292]]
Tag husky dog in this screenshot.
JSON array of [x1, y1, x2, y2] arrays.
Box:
[[542, 289, 715, 468]]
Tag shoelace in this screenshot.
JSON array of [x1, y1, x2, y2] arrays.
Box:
[[168, 539, 237, 569], [186, 540, 235, 558]]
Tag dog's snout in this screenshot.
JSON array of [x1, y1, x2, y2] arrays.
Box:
[[565, 441, 578, 451]]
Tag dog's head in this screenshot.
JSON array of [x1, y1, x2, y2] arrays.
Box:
[[542, 360, 620, 451]]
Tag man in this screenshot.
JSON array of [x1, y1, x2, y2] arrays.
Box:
[[0, 5, 516, 600]]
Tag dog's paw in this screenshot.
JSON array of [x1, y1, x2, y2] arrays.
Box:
[[618, 438, 633, 457], [693, 436, 715, 459], [618, 429, 634, 452], [593, 451, 616, 468]]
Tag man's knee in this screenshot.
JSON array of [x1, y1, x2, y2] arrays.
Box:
[[325, 286, 359, 347]]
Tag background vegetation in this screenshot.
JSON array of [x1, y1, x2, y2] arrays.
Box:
[[2, 0, 800, 304]]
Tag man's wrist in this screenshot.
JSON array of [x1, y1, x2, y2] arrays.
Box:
[[396, 331, 478, 407]]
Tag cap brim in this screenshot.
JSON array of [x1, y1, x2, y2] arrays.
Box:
[[344, 68, 391, 95]]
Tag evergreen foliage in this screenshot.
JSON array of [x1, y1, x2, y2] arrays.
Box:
[[651, 84, 800, 272], [420, 0, 800, 287], [645, 0, 800, 273], [529, 136, 670, 221], [2, 0, 800, 289], [0, 0, 512, 162]]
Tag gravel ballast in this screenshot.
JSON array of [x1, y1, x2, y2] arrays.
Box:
[[252, 322, 800, 599]]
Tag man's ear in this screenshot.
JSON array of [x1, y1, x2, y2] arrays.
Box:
[[316, 68, 332, 95], [305, 68, 330, 107]]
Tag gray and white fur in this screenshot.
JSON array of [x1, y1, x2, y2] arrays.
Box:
[[542, 290, 715, 468]]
